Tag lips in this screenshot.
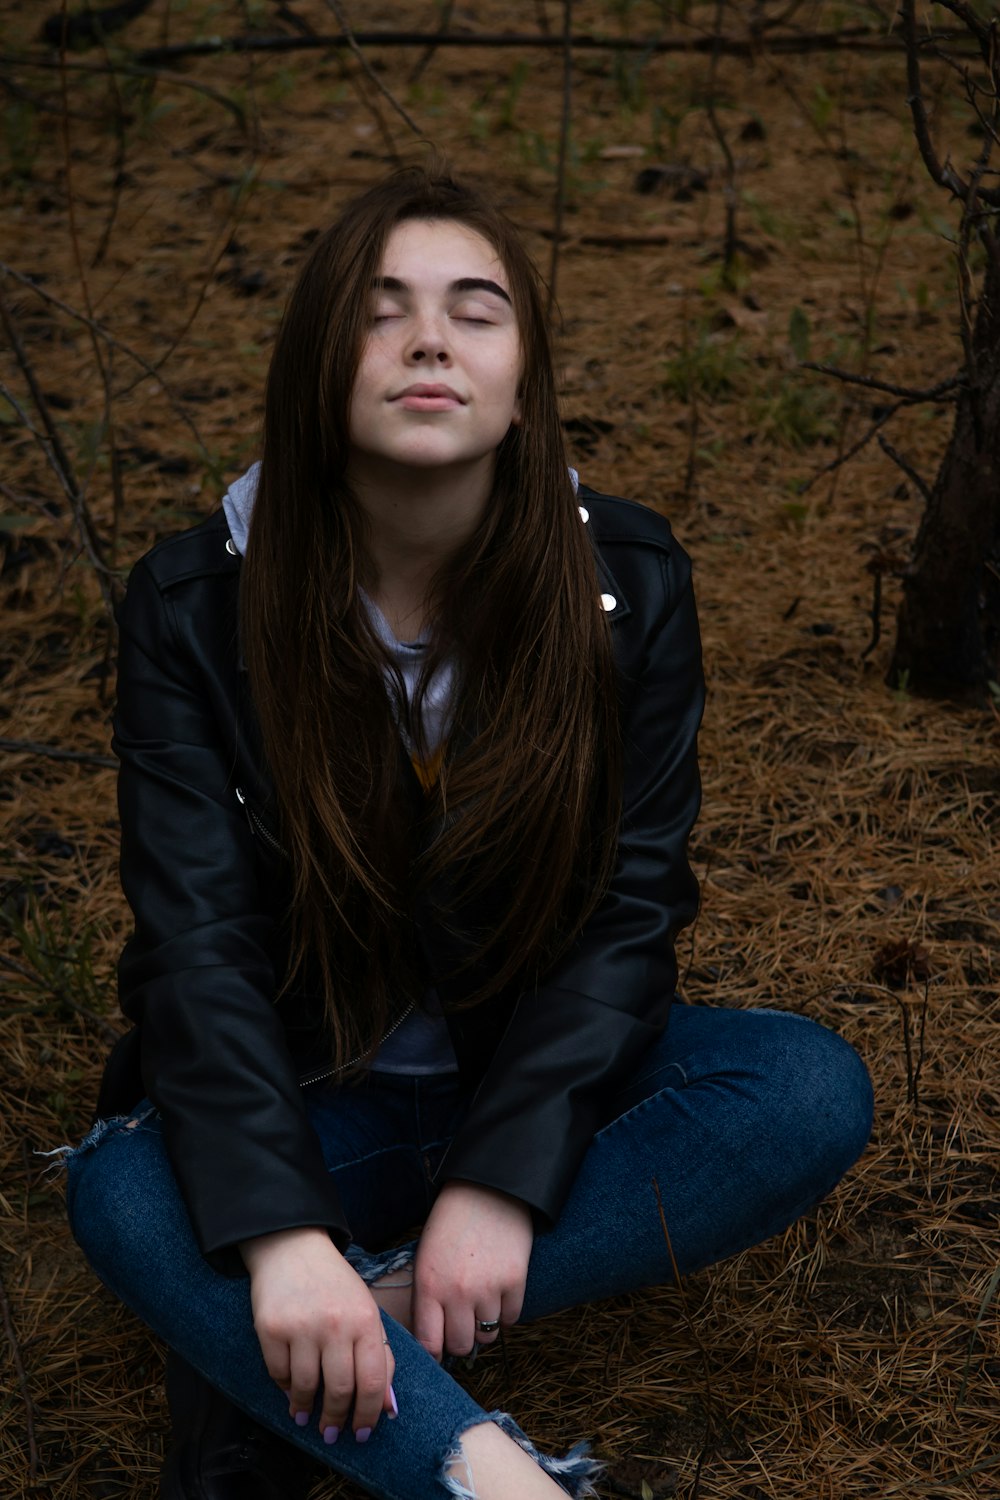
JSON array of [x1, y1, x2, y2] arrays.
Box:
[[391, 383, 465, 406]]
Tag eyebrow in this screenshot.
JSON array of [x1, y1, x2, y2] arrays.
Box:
[[374, 275, 512, 305]]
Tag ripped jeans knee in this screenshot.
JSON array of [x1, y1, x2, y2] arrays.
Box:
[[441, 1413, 603, 1499]]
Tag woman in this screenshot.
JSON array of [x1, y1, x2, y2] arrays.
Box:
[[66, 166, 874, 1500]]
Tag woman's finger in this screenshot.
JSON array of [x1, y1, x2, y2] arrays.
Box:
[[382, 1339, 397, 1417], [287, 1343, 321, 1426], [500, 1281, 525, 1329], [256, 1332, 292, 1394], [318, 1341, 356, 1442], [413, 1289, 446, 1362], [351, 1325, 390, 1439], [442, 1299, 477, 1358], [473, 1305, 502, 1345]]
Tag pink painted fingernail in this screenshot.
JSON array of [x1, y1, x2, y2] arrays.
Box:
[[294, 1410, 309, 1427], [323, 1425, 340, 1445], [388, 1384, 398, 1418], [355, 1426, 372, 1443]]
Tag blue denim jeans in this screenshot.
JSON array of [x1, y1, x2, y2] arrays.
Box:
[[65, 1003, 873, 1500]]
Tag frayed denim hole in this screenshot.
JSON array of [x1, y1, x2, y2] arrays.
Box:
[[440, 1411, 604, 1500], [343, 1241, 416, 1285], [39, 1104, 158, 1177], [596, 1065, 687, 1142]]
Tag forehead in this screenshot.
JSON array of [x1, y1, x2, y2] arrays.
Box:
[[379, 218, 509, 289]]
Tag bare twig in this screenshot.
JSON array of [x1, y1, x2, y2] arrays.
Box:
[[58, 0, 124, 590], [652, 1178, 716, 1490], [408, 0, 455, 84], [862, 563, 883, 660], [0, 379, 43, 441], [705, 0, 739, 286], [0, 1265, 38, 1479], [5, 54, 248, 128], [547, 0, 573, 321], [0, 287, 115, 603], [320, 0, 422, 138], [876, 433, 933, 502], [108, 26, 978, 67], [0, 263, 208, 454], [798, 401, 902, 494], [0, 71, 90, 118], [520, 224, 672, 246], [902, 0, 972, 200], [0, 738, 117, 768], [800, 364, 964, 402]]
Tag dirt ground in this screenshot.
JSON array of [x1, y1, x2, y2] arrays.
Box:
[[1, 2, 998, 1497]]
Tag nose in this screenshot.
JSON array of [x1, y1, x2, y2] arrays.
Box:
[[404, 307, 451, 365]]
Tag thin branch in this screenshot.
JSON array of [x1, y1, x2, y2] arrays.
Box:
[[652, 1178, 716, 1486], [58, 0, 124, 589], [902, 0, 971, 199], [930, 0, 993, 50], [117, 167, 260, 397], [0, 738, 117, 768], [0, 1266, 38, 1480], [0, 71, 90, 118], [798, 401, 904, 494], [877, 433, 933, 503], [320, 0, 422, 137], [800, 364, 964, 402], [108, 26, 979, 66], [408, 0, 455, 84], [0, 379, 43, 441], [547, 0, 573, 321], [0, 262, 208, 455], [4, 54, 248, 128], [861, 564, 883, 660], [520, 223, 672, 246], [0, 286, 115, 604], [705, 0, 739, 286]]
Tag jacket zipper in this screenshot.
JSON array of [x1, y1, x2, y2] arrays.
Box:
[[297, 1002, 416, 1087], [235, 786, 284, 855], [234, 786, 415, 1087]]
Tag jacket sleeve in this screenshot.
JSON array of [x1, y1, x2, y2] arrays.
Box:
[[435, 541, 704, 1226], [113, 558, 350, 1272]]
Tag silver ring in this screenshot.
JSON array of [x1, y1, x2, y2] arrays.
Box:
[[382, 1335, 390, 1345], [476, 1319, 500, 1334]]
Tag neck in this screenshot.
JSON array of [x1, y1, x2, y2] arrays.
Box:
[[349, 455, 495, 639]]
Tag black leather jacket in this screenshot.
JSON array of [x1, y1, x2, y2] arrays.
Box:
[[103, 483, 704, 1271]]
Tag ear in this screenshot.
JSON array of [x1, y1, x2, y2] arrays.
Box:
[[511, 393, 523, 426]]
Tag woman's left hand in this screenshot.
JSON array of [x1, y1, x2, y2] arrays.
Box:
[[412, 1181, 534, 1360]]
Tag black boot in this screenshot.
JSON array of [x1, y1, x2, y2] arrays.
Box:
[[160, 1352, 324, 1500]]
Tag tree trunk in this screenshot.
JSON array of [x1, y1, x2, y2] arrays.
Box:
[[890, 241, 1000, 701]]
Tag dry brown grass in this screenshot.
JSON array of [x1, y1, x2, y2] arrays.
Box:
[[2, 3, 998, 1497]]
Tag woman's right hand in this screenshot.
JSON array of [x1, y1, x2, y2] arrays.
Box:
[[239, 1226, 395, 1443]]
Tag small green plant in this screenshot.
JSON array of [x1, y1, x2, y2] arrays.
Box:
[[788, 305, 811, 362], [892, 668, 912, 701], [649, 100, 688, 155], [612, 47, 650, 112], [1, 891, 106, 1019], [753, 375, 836, 450], [662, 328, 748, 402], [5, 99, 39, 185], [498, 61, 530, 131], [263, 67, 297, 107]]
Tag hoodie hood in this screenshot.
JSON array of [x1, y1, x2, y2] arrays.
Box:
[[220, 462, 580, 557]]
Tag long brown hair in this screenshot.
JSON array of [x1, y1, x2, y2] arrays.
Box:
[[241, 164, 622, 1072]]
